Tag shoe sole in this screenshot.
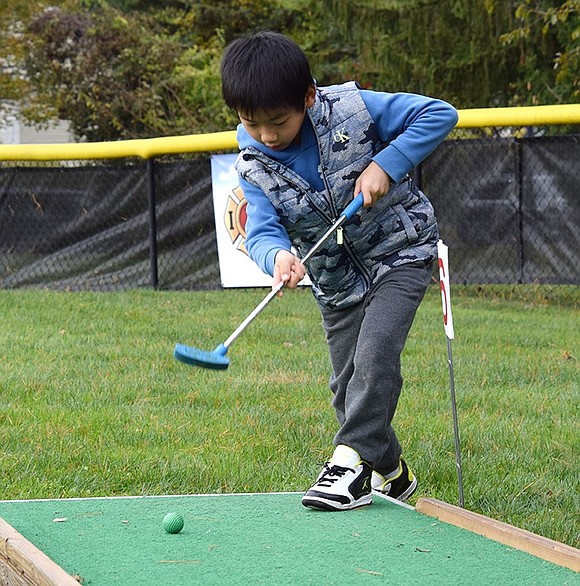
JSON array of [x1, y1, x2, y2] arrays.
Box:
[[302, 493, 373, 511]]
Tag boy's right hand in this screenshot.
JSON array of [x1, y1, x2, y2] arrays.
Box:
[[354, 161, 392, 208], [273, 250, 305, 296]]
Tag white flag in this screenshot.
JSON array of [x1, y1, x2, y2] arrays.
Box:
[[437, 239, 455, 340]]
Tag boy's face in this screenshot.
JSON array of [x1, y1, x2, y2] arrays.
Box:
[[238, 86, 316, 151]]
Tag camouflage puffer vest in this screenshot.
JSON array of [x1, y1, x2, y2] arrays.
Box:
[[236, 82, 438, 309]]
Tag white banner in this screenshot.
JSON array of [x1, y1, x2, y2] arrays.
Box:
[[210, 154, 311, 289], [437, 239, 455, 339], [210, 154, 272, 288]]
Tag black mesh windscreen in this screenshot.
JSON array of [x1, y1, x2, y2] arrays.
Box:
[[1, 131, 578, 299]]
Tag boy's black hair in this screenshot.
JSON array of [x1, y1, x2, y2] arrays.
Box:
[[221, 31, 314, 116]]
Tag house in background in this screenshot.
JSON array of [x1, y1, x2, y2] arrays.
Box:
[[0, 102, 74, 144]]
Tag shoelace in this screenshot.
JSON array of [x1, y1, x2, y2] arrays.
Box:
[[315, 463, 354, 487]]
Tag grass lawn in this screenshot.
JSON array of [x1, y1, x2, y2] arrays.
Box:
[[0, 286, 577, 549]]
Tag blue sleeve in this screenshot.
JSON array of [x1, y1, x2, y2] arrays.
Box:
[[240, 176, 292, 276], [360, 90, 458, 182]]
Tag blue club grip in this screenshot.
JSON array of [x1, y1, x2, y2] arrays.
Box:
[[341, 193, 364, 220]]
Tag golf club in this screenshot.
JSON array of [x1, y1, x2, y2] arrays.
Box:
[[174, 193, 364, 369]]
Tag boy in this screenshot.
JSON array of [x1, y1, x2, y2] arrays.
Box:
[[220, 31, 458, 511]]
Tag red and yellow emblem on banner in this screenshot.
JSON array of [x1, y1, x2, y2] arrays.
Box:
[[224, 185, 248, 255]]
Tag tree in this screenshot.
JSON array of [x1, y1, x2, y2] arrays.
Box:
[[295, 0, 522, 108], [21, 5, 187, 139], [17, 3, 244, 140], [5, 0, 300, 140], [500, 0, 579, 105], [291, 0, 578, 108], [2, 0, 577, 141], [0, 0, 69, 120]]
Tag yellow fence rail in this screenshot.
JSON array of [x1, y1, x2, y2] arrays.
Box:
[[0, 104, 578, 162]]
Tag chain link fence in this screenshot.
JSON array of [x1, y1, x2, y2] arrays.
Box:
[[0, 156, 218, 291], [422, 128, 579, 289], [0, 125, 578, 304]]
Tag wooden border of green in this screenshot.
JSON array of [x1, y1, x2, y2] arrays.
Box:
[[416, 497, 580, 573], [0, 517, 80, 586]]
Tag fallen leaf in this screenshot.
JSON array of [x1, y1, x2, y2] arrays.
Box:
[[356, 569, 382, 576]]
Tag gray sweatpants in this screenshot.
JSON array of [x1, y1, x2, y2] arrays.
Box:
[[319, 260, 432, 474]]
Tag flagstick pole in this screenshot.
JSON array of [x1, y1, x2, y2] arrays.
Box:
[[437, 239, 465, 508], [446, 335, 464, 507]]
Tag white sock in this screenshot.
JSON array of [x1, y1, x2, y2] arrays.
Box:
[[330, 445, 362, 468]]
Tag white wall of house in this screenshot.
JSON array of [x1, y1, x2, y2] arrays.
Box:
[[0, 103, 75, 144]]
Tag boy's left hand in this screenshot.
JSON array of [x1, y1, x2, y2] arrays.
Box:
[[354, 161, 391, 208]]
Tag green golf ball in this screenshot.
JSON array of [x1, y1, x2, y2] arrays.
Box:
[[163, 512, 184, 534]]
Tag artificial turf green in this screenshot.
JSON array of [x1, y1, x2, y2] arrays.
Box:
[[0, 493, 577, 585]]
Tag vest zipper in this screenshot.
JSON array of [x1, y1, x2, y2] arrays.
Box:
[[278, 172, 371, 289], [340, 228, 372, 289], [316, 159, 372, 290]]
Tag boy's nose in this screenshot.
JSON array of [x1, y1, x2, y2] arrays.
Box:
[[261, 128, 277, 144]]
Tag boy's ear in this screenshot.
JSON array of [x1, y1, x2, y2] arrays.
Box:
[[305, 84, 316, 108]]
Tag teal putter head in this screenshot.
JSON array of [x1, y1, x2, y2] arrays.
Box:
[[173, 343, 230, 370]]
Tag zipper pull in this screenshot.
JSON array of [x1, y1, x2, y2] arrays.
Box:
[[336, 227, 343, 245]]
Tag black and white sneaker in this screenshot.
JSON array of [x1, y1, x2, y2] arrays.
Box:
[[302, 445, 373, 511], [371, 458, 417, 502]]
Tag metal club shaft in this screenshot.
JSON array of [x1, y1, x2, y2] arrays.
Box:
[[222, 195, 364, 349]]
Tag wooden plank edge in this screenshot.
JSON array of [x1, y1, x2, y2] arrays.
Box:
[[0, 517, 81, 586], [415, 497, 579, 573]]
